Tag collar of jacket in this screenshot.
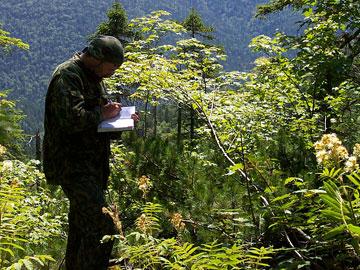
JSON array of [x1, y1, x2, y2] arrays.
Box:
[[73, 53, 103, 83]]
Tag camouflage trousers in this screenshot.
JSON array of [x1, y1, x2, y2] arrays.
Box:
[[61, 175, 116, 270]]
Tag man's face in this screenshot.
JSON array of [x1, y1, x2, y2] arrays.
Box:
[[93, 61, 121, 78]]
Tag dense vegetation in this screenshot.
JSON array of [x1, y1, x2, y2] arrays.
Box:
[[1, 0, 360, 269], [0, 0, 300, 136]]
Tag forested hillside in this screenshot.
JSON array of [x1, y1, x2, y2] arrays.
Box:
[[2, 0, 359, 269], [0, 0, 114, 131], [0, 0, 300, 133]]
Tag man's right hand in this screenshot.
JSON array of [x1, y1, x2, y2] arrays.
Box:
[[101, 102, 121, 120]]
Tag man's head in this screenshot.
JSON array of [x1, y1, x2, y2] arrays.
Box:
[[82, 35, 124, 78]]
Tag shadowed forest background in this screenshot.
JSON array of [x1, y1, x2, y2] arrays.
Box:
[[1, 0, 360, 269]]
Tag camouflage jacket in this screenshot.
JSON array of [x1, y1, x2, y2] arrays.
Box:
[[43, 53, 111, 188]]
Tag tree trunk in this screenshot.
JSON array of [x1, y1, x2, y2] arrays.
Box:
[[152, 98, 157, 137], [177, 104, 182, 149], [35, 130, 41, 161], [143, 91, 150, 138], [190, 108, 195, 146]]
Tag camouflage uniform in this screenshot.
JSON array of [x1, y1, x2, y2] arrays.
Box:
[[43, 53, 111, 188], [43, 37, 123, 270]]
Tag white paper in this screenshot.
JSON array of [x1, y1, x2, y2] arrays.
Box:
[[98, 106, 135, 132]]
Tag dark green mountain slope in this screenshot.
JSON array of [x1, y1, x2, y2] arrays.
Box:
[[0, 0, 114, 131], [0, 0, 300, 133]]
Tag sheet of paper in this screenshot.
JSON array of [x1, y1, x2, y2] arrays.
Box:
[[118, 106, 135, 119], [98, 106, 135, 132]]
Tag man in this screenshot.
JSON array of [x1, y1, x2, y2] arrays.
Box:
[[43, 35, 127, 269]]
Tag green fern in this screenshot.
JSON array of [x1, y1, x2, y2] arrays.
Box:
[[136, 202, 163, 235], [320, 176, 360, 254], [0, 160, 64, 268], [115, 203, 274, 269], [246, 247, 274, 269], [319, 168, 343, 181]]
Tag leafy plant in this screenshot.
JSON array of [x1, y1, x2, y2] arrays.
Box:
[[113, 202, 274, 269], [0, 157, 65, 269], [0, 27, 29, 53]]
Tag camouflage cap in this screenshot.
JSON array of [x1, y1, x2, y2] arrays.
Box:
[[87, 35, 124, 65]]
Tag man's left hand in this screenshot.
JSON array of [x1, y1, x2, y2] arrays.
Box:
[[131, 112, 140, 124]]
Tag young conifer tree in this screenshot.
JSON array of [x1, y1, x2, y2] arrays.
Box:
[[182, 8, 214, 40], [180, 8, 215, 146], [91, 1, 133, 44]]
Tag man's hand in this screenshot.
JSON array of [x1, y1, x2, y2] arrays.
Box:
[[101, 102, 121, 120], [131, 112, 140, 124]]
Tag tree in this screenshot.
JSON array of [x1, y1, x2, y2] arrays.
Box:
[[0, 91, 25, 158], [109, 9, 257, 228], [106, 10, 185, 138], [180, 8, 217, 146], [0, 26, 28, 157], [182, 8, 214, 40], [255, 0, 360, 144], [91, 1, 133, 43]]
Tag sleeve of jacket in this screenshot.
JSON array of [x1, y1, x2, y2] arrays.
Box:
[[49, 71, 102, 134]]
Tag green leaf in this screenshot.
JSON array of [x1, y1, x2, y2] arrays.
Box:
[[348, 224, 360, 236], [226, 163, 244, 175], [0, 247, 15, 256], [9, 262, 23, 270], [324, 224, 347, 239], [271, 193, 291, 203], [37, 255, 56, 262], [30, 256, 44, 266], [284, 177, 303, 186], [0, 242, 25, 250], [347, 174, 360, 188], [23, 259, 33, 270], [320, 194, 340, 211], [321, 209, 345, 221], [303, 8, 313, 17], [323, 181, 339, 197]]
